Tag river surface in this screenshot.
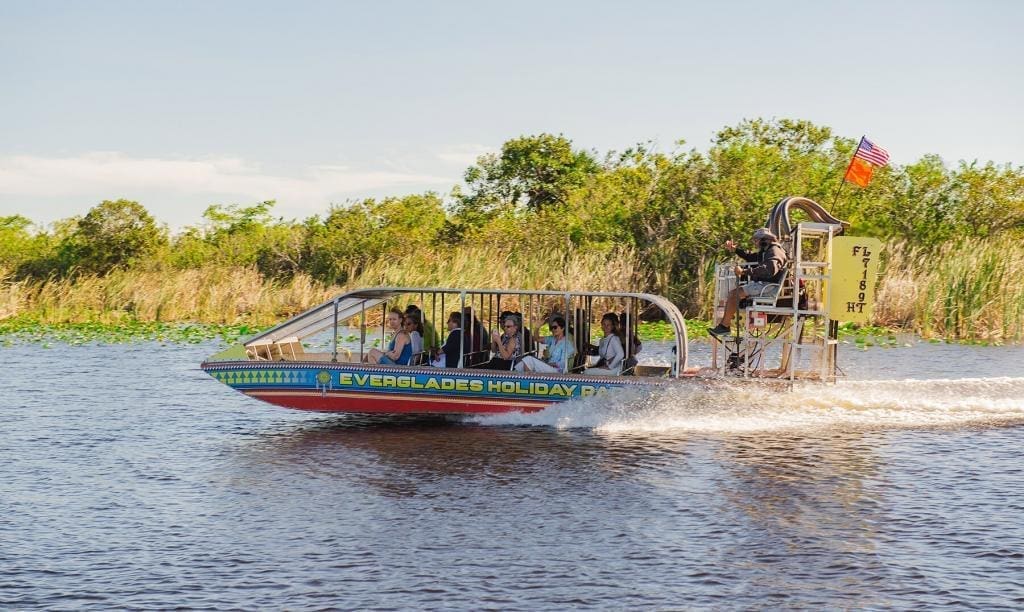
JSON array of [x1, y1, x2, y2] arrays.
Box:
[[2, 340, 1024, 609]]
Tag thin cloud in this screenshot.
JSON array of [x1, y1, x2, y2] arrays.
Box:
[[436, 144, 494, 167], [0, 152, 455, 207]]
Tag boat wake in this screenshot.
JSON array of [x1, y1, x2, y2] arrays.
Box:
[[469, 377, 1024, 433]]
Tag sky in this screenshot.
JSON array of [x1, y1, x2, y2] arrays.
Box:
[[1, 0, 1021, 229]]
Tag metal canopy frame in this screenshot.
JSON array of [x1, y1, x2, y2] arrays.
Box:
[[244, 286, 689, 377]]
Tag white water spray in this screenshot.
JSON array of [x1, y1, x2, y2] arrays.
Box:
[[470, 377, 1024, 433]]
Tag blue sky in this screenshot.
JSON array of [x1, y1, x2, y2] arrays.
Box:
[[1, 0, 1021, 228]]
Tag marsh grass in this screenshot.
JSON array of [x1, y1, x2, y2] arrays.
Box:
[[4, 240, 1022, 343], [1, 245, 649, 333], [0, 265, 334, 326], [352, 245, 645, 293], [876, 237, 1024, 342]]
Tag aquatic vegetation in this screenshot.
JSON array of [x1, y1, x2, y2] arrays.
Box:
[[836, 322, 899, 347], [0, 246, 645, 325], [348, 244, 646, 296], [639, 320, 681, 341], [0, 317, 260, 346], [0, 312, 994, 349]]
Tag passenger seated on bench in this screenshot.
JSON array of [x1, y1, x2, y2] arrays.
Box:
[[431, 311, 465, 368], [584, 313, 625, 376], [403, 314, 423, 354], [367, 308, 413, 365], [462, 306, 490, 366], [483, 313, 523, 370], [709, 227, 788, 339], [517, 315, 575, 374], [499, 310, 532, 349], [405, 304, 438, 353]]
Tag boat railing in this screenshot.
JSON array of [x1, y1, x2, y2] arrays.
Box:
[[239, 286, 688, 378]]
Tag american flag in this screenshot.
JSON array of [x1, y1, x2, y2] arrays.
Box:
[[853, 137, 890, 166]]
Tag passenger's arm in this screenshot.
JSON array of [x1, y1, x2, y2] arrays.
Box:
[[497, 337, 516, 360], [735, 248, 760, 263], [606, 338, 624, 370], [386, 332, 409, 360]]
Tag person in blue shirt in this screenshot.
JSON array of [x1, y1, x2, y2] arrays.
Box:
[[367, 308, 413, 365], [517, 315, 576, 373]]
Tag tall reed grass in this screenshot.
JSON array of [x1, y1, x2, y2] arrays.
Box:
[[351, 245, 645, 293], [5, 240, 1022, 341], [876, 237, 1024, 342], [0, 266, 334, 326], [1, 245, 649, 327]]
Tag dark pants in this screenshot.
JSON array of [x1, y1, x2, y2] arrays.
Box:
[[481, 357, 514, 370]]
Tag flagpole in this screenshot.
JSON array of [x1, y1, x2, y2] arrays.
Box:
[[830, 136, 863, 214]]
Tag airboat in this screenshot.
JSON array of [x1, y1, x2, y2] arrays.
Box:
[[201, 197, 881, 414]]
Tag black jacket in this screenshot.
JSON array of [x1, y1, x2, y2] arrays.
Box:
[[737, 242, 788, 283], [441, 328, 465, 368]]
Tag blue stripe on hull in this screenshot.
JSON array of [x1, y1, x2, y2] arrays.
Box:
[[202, 361, 644, 404]]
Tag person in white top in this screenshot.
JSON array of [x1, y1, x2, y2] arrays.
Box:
[[403, 314, 424, 360], [517, 315, 575, 373], [584, 313, 625, 376]]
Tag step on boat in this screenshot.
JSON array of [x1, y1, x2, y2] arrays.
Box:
[[201, 197, 881, 415]]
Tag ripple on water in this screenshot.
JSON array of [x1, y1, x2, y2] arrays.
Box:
[[1, 341, 1023, 609]]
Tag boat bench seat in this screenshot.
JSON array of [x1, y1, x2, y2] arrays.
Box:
[[245, 340, 278, 361], [274, 337, 304, 360], [463, 350, 492, 368], [246, 337, 304, 361], [740, 268, 790, 310], [245, 338, 354, 362]]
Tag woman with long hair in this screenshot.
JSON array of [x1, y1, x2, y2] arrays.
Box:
[[366, 308, 413, 365], [403, 314, 424, 358]]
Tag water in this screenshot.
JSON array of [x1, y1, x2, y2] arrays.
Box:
[[2, 340, 1024, 609]]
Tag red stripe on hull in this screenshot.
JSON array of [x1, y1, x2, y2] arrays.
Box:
[[247, 390, 553, 414]]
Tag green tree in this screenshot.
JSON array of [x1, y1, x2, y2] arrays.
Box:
[[0, 215, 36, 270], [194, 200, 276, 267], [305, 202, 380, 284], [865, 155, 956, 243], [172, 200, 310, 277], [304, 193, 446, 284], [61, 199, 166, 274], [457, 134, 600, 225], [202, 200, 276, 234], [558, 145, 694, 297], [949, 161, 1024, 238], [702, 118, 848, 238]]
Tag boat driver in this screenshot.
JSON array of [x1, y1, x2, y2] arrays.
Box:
[[709, 228, 788, 339]]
